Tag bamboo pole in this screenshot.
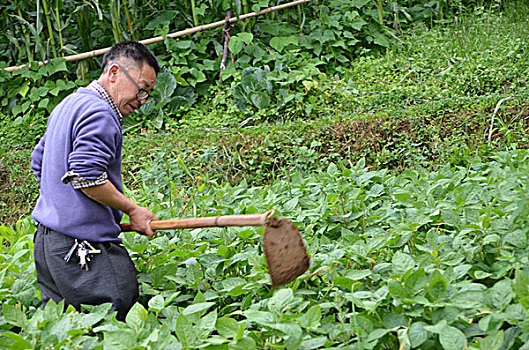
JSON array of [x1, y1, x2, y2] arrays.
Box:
[[4, 0, 313, 73]]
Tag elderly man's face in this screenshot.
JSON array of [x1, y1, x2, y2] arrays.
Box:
[[111, 62, 156, 117]]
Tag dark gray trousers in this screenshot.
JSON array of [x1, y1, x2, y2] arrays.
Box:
[[34, 224, 139, 321]]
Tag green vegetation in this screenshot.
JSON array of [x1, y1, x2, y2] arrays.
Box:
[[2, 0, 529, 349]]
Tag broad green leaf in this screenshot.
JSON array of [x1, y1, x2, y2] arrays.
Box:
[[103, 329, 137, 350], [268, 322, 302, 340], [383, 313, 408, 329], [439, 326, 467, 350], [182, 302, 215, 316], [346, 269, 372, 280], [487, 279, 514, 311], [394, 191, 413, 204], [479, 330, 504, 350], [366, 328, 390, 343], [304, 304, 321, 329], [2, 303, 27, 328], [408, 322, 429, 348], [186, 263, 203, 288], [198, 310, 218, 338], [148, 295, 165, 312], [175, 314, 197, 347], [237, 33, 254, 45], [392, 251, 415, 275], [427, 270, 447, 302], [79, 303, 113, 327], [126, 303, 148, 334], [0, 331, 33, 349], [450, 290, 485, 309], [423, 320, 447, 334], [216, 317, 239, 339], [300, 337, 328, 350], [229, 37, 245, 55], [154, 71, 176, 101], [351, 0, 371, 8], [388, 279, 411, 301], [249, 91, 270, 110], [270, 36, 299, 52], [404, 268, 427, 292], [229, 337, 256, 350], [334, 276, 357, 290], [244, 309, 277, 325], [515, 269, 529, 308]]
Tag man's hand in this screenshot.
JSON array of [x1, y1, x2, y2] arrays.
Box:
[[81, 181, 158, 237], [127, 206, 158, 237]]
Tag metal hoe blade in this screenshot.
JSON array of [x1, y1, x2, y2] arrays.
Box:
[[263, 215, 310, 288]]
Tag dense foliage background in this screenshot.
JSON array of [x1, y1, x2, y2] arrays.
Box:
[[2, 0, 529, 349]]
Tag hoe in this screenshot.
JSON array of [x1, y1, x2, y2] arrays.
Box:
[[121, 210, 310, 287]]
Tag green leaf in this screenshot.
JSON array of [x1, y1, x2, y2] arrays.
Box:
[[392, 251, 415, 275], [0, 331, 34, 349], [300, 337, 328, 350], [479, 330, 504, 350], [366, 328, 390, 344], [103, 329, 137, 350], [175, 314, 197, 347], [388, 279, 411, 301], [423, 320, 447, 334], [229, 337, 256, 350], [268, 322, 302, 340], [249, 91, 270, 109], [229, 37, 245, 55], [408, 322, 429, 348], [304, 304, 322, 329], [439, 326, 467, 350], [148, 295, 165, 312], [182, 302, 215, 316], [244, 309, 277, 325], [351, 0, 371, 7], [268, 289, 295, 313], [238, 33, 254, 45], [18, 81, 30, 97], [186, 262, 203, 288], [515, 270, 529, 308], [2, 303, 27, 328], [155, 70, 177, 100], [216, 317, 239, 339], [198, 310, 218, 338], [404, 268, 427, 292], [427, 270, 447, 302], [270, 36, 299, 52], [487, 279, 514, 311], [125, 303, 148, 334]]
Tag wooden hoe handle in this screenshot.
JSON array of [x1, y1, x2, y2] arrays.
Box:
[[120, 211, 273, 232]]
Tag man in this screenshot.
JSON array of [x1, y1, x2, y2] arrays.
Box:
[[31, 41, 159, 321]]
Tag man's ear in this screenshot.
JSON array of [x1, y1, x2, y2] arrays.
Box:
[[107, 64, 119, 82]]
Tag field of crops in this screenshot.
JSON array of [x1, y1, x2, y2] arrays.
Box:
[[2, 147, 529, 349], [2, 0, 529, 349]]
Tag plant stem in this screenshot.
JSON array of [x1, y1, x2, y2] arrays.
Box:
[[41, 0, 58, 58], [15, 1, 33, 61], [54, 0, 64, 55], [110, 0, 123, 43], [122, 0, 136, 41], [190, 0, 199, 27], [376, 0, 384, 25]]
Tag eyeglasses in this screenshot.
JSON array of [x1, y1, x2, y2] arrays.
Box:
[[109, 61, 151, 101]]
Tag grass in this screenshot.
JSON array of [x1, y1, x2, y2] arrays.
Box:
[[1, 2, 529, 225]]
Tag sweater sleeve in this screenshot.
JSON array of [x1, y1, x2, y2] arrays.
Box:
[[67, 109, 121, 182], [31, 133, 46, 181]]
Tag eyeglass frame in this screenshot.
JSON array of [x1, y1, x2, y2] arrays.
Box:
[[108, 61, 151, 101]]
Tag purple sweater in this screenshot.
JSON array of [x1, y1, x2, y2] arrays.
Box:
[[31, 88, 124, 242]]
